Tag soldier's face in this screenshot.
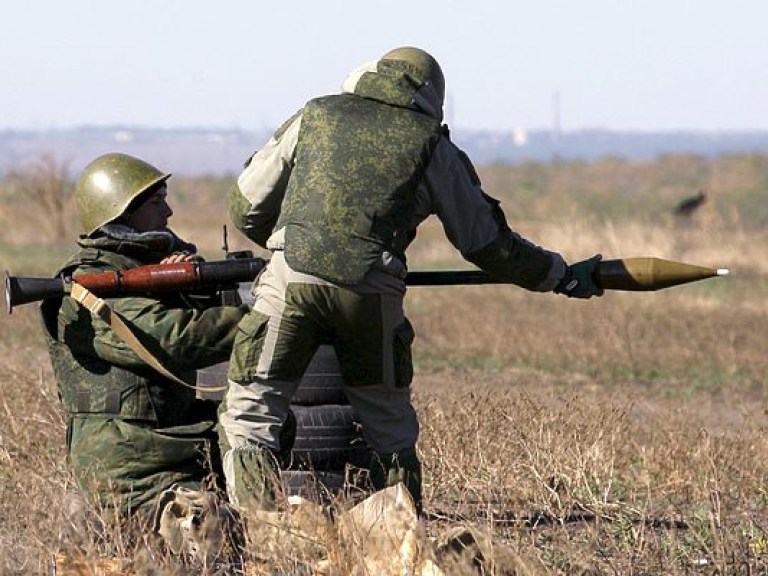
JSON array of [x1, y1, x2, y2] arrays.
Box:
[[125, 185, 173, 232]]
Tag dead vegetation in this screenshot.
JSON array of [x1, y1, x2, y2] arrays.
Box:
[[1, 152, 76, 243], [1, 154, 767, 574]]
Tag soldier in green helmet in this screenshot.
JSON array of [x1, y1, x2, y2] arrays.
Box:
[[219, 46, 603, 514], [41, 153, 249, 520]]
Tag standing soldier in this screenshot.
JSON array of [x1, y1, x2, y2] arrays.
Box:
[[219, 47, 603, 514], [41, 153, 248, 519]]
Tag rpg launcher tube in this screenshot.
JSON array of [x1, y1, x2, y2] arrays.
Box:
[[403, 257, 729, 291], [4, 257, 268, 313]]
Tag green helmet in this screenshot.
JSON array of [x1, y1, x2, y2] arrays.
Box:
[[381, 46, 445, 106], [75, 153, 171, 235]]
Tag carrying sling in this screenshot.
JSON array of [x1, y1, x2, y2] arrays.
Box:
[[70, 282, 227, 393]]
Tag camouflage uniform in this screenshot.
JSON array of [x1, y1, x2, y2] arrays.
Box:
[[41, 224, 248, 516], [220, 53, 567, 512]]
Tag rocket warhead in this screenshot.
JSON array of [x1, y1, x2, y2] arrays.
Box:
[[597, 257, 729, 291]]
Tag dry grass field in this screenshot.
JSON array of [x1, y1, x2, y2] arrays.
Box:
[[1, 154, 767, 574]]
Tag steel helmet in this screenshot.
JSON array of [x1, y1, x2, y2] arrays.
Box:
[[380, 46, 445, 106], [75, 153, 171, 235]]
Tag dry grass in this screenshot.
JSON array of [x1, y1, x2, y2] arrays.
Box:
[[1, 155, 768, 573]]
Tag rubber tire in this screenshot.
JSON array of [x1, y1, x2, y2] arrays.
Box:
[[281, 470, 346, 499], [196, 345, 348, 406], [288, 404, 372, 471], [195, 361, 229, 401], [292, 345, 348, 406], [196, 361, 229, 387]]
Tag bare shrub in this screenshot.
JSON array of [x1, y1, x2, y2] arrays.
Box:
[[1, 152, 76, 244]]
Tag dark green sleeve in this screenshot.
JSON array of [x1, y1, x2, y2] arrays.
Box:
[[465, 228, 563, 291], [83, 295, 249, 373], [426, 138, 565, 291]]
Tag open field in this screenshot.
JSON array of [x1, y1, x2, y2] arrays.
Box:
[[1, 155, 767, 574]]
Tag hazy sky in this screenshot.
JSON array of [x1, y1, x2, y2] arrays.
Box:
[[2, 1, 766, 133]]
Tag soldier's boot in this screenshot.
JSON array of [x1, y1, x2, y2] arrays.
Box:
[[219, 409, 297, 511], [369, 447, 423, 517], [226, 445, 283, 511]]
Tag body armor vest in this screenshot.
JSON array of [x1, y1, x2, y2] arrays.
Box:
[[276, 94, 442, 284]]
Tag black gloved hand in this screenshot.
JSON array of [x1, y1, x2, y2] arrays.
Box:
[[555, 254, 604, 298]]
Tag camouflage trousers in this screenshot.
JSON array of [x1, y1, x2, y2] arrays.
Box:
[[67, 411, 223, 516], [218, 251, 420, 508]]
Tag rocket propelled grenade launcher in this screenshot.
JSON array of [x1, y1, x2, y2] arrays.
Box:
[[4, 256, 729, 313], [4, 257, 269, 313]]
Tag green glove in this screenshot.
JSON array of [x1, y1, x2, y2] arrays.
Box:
[[555, 254, 604, 298]]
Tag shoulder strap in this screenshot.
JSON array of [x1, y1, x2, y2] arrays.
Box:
[[70, 282, 227, 393]]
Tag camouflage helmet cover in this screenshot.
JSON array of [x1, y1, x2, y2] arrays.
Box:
[[380, 46, 445, 105], [75, 153, 171, 235]]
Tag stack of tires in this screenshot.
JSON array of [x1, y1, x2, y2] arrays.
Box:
[[280, 345, 373, 499], [197, 344, 373, 501]]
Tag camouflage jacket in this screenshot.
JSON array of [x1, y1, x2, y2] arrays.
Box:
[[230, 59, 566, 290], [41, 224, 248, 514]]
